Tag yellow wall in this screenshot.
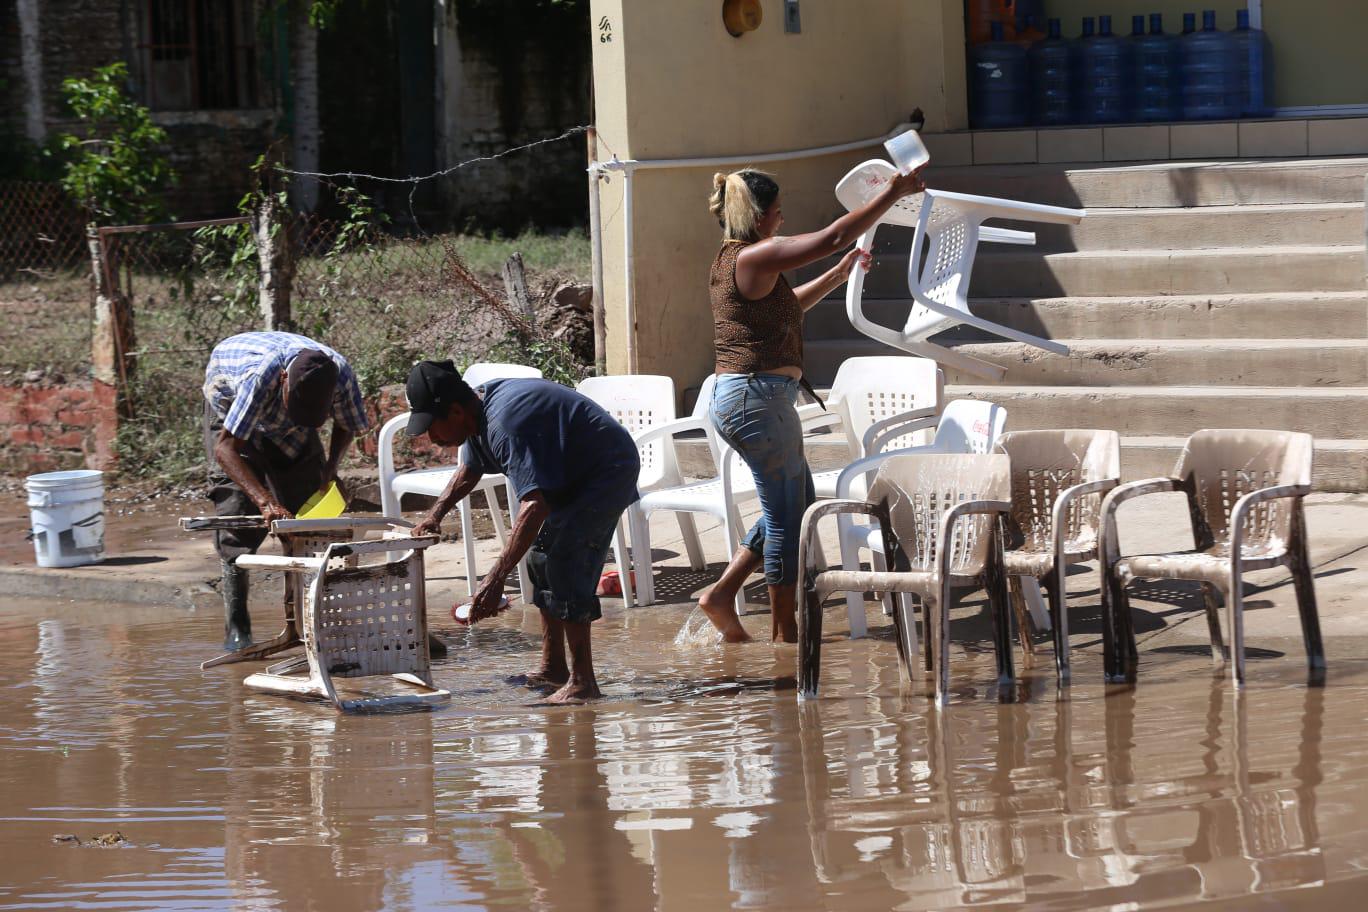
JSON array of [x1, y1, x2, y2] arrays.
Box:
[[590, 0, 966, 390], [1042, 1, 1368, 109]]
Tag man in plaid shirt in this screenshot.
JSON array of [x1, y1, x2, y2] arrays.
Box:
[[202, 331, 368, 650]]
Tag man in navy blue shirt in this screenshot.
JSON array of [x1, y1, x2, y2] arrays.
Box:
[[406, 361, 640, 703]]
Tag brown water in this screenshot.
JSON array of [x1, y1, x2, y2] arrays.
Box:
[[3, 596, 1368, 911]]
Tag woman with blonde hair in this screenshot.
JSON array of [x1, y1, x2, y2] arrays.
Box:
[[699, 165, 924, 643]]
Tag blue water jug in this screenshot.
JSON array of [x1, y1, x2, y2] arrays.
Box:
[[1232, 9, 1273, 116], [971, 20, 1030, 128], [1080, 14, 1131, 123], [1181, 10, 1238, 120], [1029, 18, 1076, 125], [1182, 12, 1196, 35], [1132, 12, 1180, 122]]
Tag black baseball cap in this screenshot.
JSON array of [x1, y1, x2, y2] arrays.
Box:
[[285, 349, 339, 428], [405, 360, 471, 436]]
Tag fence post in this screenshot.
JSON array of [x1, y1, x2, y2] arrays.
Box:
[[501, 252, 535, 324], [87, 223, 131, 468], [253, 188, 295, 331]]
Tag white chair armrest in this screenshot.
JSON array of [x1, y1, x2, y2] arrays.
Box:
[[929, 188, 1086, 226], [862, 407, 939, 455], [235, 554, 325, 574], [1230, 484, 1311, 565], [632, 415, 706, 449], [835, 445, 935, 498], [980, 226, 1037, 246], [936, 499, 1012, 582]]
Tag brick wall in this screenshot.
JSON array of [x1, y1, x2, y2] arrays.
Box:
[[0, 381, 116, 474]]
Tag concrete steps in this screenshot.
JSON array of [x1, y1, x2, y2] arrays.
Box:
[[847, 244, 1365, 298], [806, 337, 1368, 388], [1028, 202, 1364, 251], [1118, 436, 1368, 492], [806, 293, 1368, 342], [924, 157, 1368, 208]]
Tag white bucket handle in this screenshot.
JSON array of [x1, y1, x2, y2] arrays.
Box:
[[30, 491, 51, 508]]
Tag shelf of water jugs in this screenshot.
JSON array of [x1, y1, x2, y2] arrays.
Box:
[[970, 8, 1273, 128]]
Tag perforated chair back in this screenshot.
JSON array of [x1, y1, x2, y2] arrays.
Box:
[[869, 453, 1011, 577], [997, 429, 1120, 553], [577, 374, 678, 489], [932, 400, 1008, 454], [827, 356, 943, 454], [1174, 429, 1313, 555]]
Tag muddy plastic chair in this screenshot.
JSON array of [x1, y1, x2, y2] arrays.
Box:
[[377, 362, 542, 603], [240, 534, 450, 711], [797, 453, 1016, 705], [996, 430, 1120, 684], [576, 373, 686, 608], [832, 399, 1008, 638], [180, 515, 410, 670], [1097, 429, 1325, 687], [835, 159, 1084, 381]]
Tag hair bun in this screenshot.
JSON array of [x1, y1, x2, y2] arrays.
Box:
[[712, 172, 728, 192]]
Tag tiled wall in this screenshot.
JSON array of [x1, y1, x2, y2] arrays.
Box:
[[923, 117, 1368, 166]]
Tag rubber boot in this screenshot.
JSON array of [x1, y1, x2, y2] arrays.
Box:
[[221, 558, 254, 651]]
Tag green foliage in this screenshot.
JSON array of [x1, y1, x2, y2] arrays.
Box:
[[54, 62, 176, 224], [486, 335, 589, 388]]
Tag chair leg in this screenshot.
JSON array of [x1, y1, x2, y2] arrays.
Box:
[[629, 508, 655, 606], [931, 592, 951, 706], [839, 531, 867, 639], [986, 543, 1016, 698], [1043, 567, 1069, 684], [459, 500, 478, 599], [1101, 570, 1136, 684], [1006, 574, 1036, 672], [798, 583, 824, 698], [1200, 582, 1228, 669], [676, 512, 705, 571], [923, 597, 935, 673], [1225, 566, 1248, 688], [720, 508, 745, 615], [1290, 501, 1327, 685], [487, 489, 510, 545], [507, 495, 534, 605], [611, 521, 634, 609], [893, 593, 919, 684]]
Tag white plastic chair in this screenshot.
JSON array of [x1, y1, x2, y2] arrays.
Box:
[[239, 533, 450, 712], [377, 362, 542, 602], [835, 159, 1085, 381], [575, 374, 689, 609], [833, 399, 1008, 638], [797, 356, 945, 499], [627, 374, 759, 610]]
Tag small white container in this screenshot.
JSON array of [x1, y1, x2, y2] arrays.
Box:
[[884, 129, 931, 174], [26, 469, 105, 568]]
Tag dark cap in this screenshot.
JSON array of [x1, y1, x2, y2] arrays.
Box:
[[405, 360, 472, 437], [285, 349, 339, 428]]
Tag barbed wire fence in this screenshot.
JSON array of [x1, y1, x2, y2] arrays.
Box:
[[0, 127, 601, 481]]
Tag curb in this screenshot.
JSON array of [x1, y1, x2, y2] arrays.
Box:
[[0, 564, 208, 608]]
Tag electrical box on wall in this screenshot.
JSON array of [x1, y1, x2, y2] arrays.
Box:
[[784, 0, 801, 33]]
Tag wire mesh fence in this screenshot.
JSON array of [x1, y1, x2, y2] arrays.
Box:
[[0, 181, 92, 379]]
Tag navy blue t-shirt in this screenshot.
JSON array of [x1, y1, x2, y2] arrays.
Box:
[[460, 379, 640, 515]]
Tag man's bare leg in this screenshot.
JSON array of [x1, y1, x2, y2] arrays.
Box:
[[770, 583, 798, 644], [547, 620, 601, 703], [514, 611, 570, 689], [698, 545, 759, 643]]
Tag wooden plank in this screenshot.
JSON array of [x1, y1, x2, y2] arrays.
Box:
[[180, 515, 267, 532]]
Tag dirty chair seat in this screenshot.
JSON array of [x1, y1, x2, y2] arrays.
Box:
[[1117, 546, 1288, 585], [1002, 541, 1094, 578]]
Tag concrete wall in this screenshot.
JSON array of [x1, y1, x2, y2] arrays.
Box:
[[590, 0, 966, 390]]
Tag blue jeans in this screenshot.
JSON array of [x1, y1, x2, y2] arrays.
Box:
[[710, 373, 815, 586]]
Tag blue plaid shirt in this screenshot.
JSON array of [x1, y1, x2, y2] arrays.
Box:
[[203, 332, 369, 459]]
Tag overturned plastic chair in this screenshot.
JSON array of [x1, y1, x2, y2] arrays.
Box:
[[996, 429, 1120, 683], [797, 453, 1016, 705], [835, 159, 1085, 381], [832, 399, 1008, 638], [377, 362, 542, 603], [240, 533, 450, 711], [1097, 429, 1325, 687]]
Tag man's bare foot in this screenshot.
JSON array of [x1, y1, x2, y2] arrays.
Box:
[[545, 679, 602, 703], [508, 668, 570, 690], [699, 589, 752, 643]]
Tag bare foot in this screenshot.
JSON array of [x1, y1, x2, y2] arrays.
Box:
[[699, 589, 752, 643], [771, 615, 798, 644], [545, 679, 602, 703], [508, 668, 570, 690]]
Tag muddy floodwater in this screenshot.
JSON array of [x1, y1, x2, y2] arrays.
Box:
[[4, 596, 1368, 911]]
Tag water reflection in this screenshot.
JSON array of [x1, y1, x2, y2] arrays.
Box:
[[0, 603, 1360, 912]]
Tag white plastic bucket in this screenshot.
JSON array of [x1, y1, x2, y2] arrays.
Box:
[[884, 128, 930, 174], [26, 469, 105, 568]]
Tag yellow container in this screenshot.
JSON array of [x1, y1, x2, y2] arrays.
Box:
[[297, 481, 346, 519]]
